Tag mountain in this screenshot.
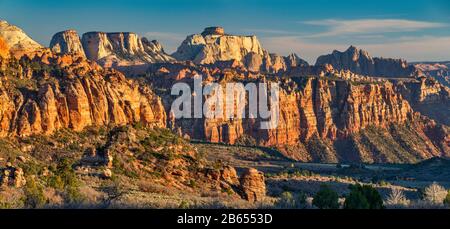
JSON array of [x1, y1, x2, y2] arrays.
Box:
[[413, 61, 450, 87], [0, 20, 43, 57], [315, 46, 417, 78], [50, 30, 86, 58], [172, 26, 309, 73], [48, 29, 175, 75], [81, 31, 174, 67]]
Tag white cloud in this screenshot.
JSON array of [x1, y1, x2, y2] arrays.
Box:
[[302, 19, 447, 37]]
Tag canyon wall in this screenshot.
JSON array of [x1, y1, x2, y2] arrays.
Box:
[[0, 51, 166, 137]]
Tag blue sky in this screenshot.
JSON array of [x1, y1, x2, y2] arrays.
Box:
[[1, 0, 450, 63]]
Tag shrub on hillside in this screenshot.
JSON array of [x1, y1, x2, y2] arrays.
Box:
[[276, 191, 307, 209], [344, 184, 384, 209], [312, 185, 339, 209], [24, 178, 46, 208]]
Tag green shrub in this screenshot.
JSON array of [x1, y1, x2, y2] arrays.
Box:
[[312, 185, 339, 209], [344, 189, 370, 209], [48, 158, 84, 204], [344, 184, 384, 209], [24, 178, 46, 208], [443, 190, 450, 206], [276, 191, 307, 208]]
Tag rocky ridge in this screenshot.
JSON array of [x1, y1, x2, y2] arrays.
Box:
[[315, 46, 417, 78], [172, 27, 309, 73], [80, 31, 174, 67]]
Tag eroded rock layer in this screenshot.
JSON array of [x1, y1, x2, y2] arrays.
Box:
[[172, 27, 309, 73], [0, 51, 166, 137], [148, 63, 448, 162]]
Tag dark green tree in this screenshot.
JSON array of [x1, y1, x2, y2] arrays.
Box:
[[312, 184, 339, 209], [344, 184, 384, 209]]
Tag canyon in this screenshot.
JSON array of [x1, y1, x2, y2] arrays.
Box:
[[0, 21, 448, 164]]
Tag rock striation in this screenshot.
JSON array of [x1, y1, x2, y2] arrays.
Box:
[[0, 51, 166, 137], [150, 63, 448, 162], [50, 30, 86, 58], [315, 46, 417, 78], [81, 31, 174, 68], [239, 168, 266, 202], [172, 27, 309, 73]]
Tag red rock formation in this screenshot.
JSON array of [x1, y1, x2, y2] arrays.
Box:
[[0, 37, 8, 59], [239, 168, 266, 202], [0, 51, 166, 137]]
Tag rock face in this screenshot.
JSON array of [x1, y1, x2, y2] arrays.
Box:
[[0, 164, 26, 188], [315, 46, 417, 78], [0, 51, 166, 137], [172, 27, 308, 73], [0, 37, 9, 59], [414, 62, 450, 87], [150, 63, 448, 163], [0, 20, 43, 57], [239, 168, 266, 202], [81, 31, 174, 68], [397, 77, 450, 125], [50, 30, 86, 58]]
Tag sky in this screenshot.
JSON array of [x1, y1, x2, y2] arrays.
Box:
[[1, 0, 450, 63]]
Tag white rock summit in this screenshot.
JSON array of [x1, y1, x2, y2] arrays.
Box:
[[81, 31, 174, 68], [0, 20, 43, 57], [172, 26, 308, 73], [50, 30, 86, 58]]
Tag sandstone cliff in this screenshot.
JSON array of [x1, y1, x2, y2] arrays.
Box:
[[172, 27, 309, 73], [148, 63, 448, 163], [397, 77, 450, 125], [0, 20, 43, 57], [50, 30, 86, 58], [315, 46, 417, 78], [0, 37, 9, 59], [81, 31, 174, 68], [0, 51, 166, 137]]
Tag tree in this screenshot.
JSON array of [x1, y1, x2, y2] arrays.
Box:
[[312, 185, 339, 209], [24, 178, 47, 208], [384, 188, 410, 208], [423, 182, 447, 204], [276, 191, 307, 209], [443, 191, 450, 207], [344, 184, 384, 209], [344, 189, 369, 209]]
